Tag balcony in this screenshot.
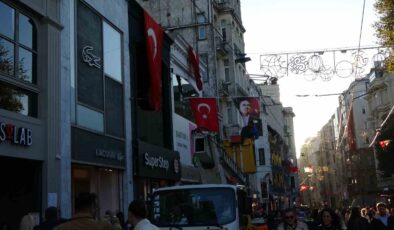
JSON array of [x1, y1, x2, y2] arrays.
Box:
[[223, 124, 240, 138], [215, 36, 229, 57], [213, 0, 233, 11], [218, 80, 231, 96]]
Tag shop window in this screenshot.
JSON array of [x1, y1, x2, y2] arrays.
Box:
[[0, 2, 36, 83], [0, 1, 14, 39], [103, 22, 122, 82], [0, 1, 38, 117], [0, 82, 37, 117], [0, 37, 14, 76], [105, 77, 124, 137], [72, 166, 122, 218], [76, 104, 104, 132], [75, 1, 124, 137], [197, 13, 206, 40], [19, 13, 35, 49], [77, 1, 104, 110], [18, 46, 36, 83]]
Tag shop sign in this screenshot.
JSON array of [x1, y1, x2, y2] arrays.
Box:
[[137, 140, 181, 181], [173, 113, 196, 165], [144, 152, 170, 171], [96, 149, 124, 161], [82, 46, 101, 69], [72, 128, 125, 167], [0, 122, 32, 146]]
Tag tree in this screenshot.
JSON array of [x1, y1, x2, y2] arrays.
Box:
[[374, 0, 394, 73], [0, 41, 23, 113]]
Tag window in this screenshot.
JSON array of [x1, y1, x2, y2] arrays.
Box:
[[199, 53, 208, 82], [0, 1, 37, 117], [152, 188, 236, 227], [227, 106, 233, 124], [76, 1, 124, 137], [224, 59, 230, 82], [103, 22, 121, 82], [0, 82, 37, 117], [197, 13, 206, 40], [173, 74, 198, 121], [220, 19, 227, 41], [77, 104, 104, 132], [258, 148, 265, 165], [0, 3, 36, 83]]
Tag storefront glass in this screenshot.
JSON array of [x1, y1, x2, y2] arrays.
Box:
[[0, 157, 41, 229], [72, 165, 123, 218]]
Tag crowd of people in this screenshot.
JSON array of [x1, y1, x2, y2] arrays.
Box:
[[1, 193, 159, 230], [4, 196, 394, 230], [266, 202, 394, 230]]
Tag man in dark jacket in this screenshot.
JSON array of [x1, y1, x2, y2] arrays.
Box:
[[371, 202, 394, 230], [33, 207, 60, 230]]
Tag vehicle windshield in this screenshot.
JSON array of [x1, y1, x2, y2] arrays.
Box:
[[151, 187, 236, 227]]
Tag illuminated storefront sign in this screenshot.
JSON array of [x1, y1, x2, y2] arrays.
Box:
[[0, 122, 32, 146]]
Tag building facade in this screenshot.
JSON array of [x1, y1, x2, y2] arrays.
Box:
[[136, 0, 255, 188], [366, 71, 394, 195], [0, 0, 64, 226]]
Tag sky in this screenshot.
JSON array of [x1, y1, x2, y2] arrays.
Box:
[[241, 0, 380, 158]]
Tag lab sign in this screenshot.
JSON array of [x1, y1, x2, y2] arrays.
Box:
[[0, 122, 32, 146]]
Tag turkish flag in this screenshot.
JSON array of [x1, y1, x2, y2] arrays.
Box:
[[188, 46, 203, 91], [144, 11, 163, 111], [189, 98, 219, 132], [347, 106, 357, 153]]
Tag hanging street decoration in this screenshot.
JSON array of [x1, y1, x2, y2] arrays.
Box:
[[259, 46, 392, 81]]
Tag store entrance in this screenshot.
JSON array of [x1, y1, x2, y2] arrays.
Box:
[[0, 156, 41, 229], [72, 165, 123, 218]]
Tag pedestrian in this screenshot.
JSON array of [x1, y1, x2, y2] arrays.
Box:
[[344, 209, 351, 226], [317, 209, 342, 230], [277, 208, 308, 230], [127, 200, 159, 230], [33, 207, 60, 230], [54, 193, 112, 230], [115, 212, 125, 229], [347, 207, 368, 230], [366, 208, 375, 223], [370, 202, 394, 230], [0, 222, 10, 230], [304, 210, 317, 230], [100, 210, 122, 230], [361, 208, 368, 219], [20, 213, 39, 230]]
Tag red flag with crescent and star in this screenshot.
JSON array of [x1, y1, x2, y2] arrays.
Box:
[[189, 97, 219, 132], [144, 11, 163, 111], [187, 46, 203, 91]]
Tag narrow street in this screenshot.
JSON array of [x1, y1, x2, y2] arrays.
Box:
[[0, 0, 393, 229]]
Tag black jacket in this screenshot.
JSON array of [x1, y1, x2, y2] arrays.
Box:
[[371, 216, 394, 230]]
